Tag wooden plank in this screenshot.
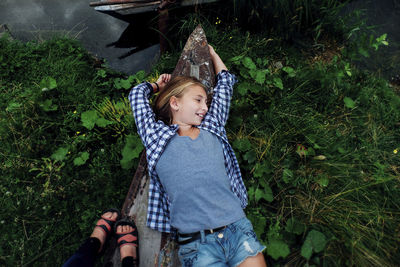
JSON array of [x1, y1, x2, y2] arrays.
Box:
[[91, 0, 220, 17], [94, 2, 160, 12], [171, 24, 215, 92], [103, 25, 214, 267], [90, 0, 154, 7]]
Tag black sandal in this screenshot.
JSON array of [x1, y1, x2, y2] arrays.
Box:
[[95, 208, 121, 236], [115, 219, 139, 266]]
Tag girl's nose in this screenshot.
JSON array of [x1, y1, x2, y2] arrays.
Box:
[[202, 102, 208, 111]]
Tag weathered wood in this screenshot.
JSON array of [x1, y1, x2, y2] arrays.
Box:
[[91, 0, 220, 18], [90, 0, 154, 7], [104, 25, 214, 267], [171, 25, 215, 92]]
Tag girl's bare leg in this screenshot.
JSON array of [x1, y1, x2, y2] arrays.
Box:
[[238, 252, 267, 267]]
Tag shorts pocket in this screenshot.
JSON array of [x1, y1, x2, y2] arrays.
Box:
[[178, 241, 199, 266], [235, 218, 257, 239]]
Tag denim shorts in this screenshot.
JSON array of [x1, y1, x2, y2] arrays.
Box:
[[177, 217, 266, 267]]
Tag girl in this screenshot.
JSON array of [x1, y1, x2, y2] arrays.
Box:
[[129, 45, 266, 267]]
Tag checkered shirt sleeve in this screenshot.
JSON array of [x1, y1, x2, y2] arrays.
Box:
[[128, 82, 175, 233]]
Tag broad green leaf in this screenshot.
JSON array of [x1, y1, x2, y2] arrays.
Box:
[[249, 69, 257, 80], [40, 99, 58, 112], [242, 57, 257, 70], [267, 240, 290, 260], [282, 169, 293, 184], [51, 147, 69, 161], [255, 69, 268, 84], [73, 152, 90, 166], [247, 186, 255, 200], [120, 78, 132, 89], [40, 76, 57, 91], [273, 77, 283, 90], [301, 230, 327, 259], [233, 138, 252, 152], [262, 184, 273, 202], [253, 162, 272, 178], [97, 69, 106, 78], [248, 212, 267, 238], [96, 117, 113, 128], [301, 238, 313, 260], [240, 68, 249, 79], [81, 110, 98, 130], [255, 188, 263, 202], [6, 102, 22, 112], [237, 82, 249, 96], [285, 217, 305, 235], [316, 175, 329, 187], [134, 70, 146, 82], [114, 78, 123, 89], [282, 66, 296, 77], [255, 184, 273, 202], [308, 230, 327, 253], [120, 134, 144, 169], [344, 97, 355, 108], [230, 55, 244, 63], [243, 150, 257, 164]]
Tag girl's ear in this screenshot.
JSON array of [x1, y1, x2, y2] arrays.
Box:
[[169, 96, 179, 111]]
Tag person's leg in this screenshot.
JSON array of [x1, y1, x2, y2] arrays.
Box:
[[63, 210, 120, 267], [115, 220, 139, 267], [237, 252, 266, 267]]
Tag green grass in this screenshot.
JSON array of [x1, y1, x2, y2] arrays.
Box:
[[1, 7, 400, 266]]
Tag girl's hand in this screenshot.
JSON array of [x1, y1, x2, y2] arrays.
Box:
[[208, 44, 217, 57], [208, 44, 227, 73], [154, 73, 171, 92]]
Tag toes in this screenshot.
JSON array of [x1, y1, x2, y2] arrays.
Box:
[[117, 224, 133, 234], [102, 211, 119, 221]]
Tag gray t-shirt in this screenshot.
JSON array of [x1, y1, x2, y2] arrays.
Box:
[[155, 129, 245, 233]]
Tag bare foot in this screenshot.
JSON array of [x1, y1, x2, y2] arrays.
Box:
[[90, 211, 119, 252], [117, 224, 138, 261]]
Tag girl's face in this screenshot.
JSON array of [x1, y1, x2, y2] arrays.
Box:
[[170, 85, 208, 126]]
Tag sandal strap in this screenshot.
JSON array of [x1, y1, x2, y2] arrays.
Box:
[[117, 233, 138, 247], [95, 209, 120, 235], [96, 218, 113, 234]]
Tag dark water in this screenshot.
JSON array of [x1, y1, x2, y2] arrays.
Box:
[[1, 0, 399, 78], [0, 0, 160, 74]]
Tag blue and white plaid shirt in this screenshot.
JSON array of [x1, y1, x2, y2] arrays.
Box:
[[129, 70, 248, 233]]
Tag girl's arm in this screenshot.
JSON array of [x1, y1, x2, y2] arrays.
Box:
[[128, 74, 170, 144], [205, 45, 237, 126], [209, 45, 227, 74]]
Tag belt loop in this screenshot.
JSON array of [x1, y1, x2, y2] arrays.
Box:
[[200, 230, 206, 243]]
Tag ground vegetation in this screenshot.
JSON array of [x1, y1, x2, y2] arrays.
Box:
[[1, 1, 399, 266]]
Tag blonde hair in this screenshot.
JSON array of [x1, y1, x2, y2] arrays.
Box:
[[154, 76, 207, 125]]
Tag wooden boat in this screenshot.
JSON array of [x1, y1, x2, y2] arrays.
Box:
[[102, 24, 215, 267], [90, 0, 219, 21]]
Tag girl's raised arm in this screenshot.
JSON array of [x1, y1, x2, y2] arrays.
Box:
[[204, 45, 237, 126], [209, 45, 227, 74]]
